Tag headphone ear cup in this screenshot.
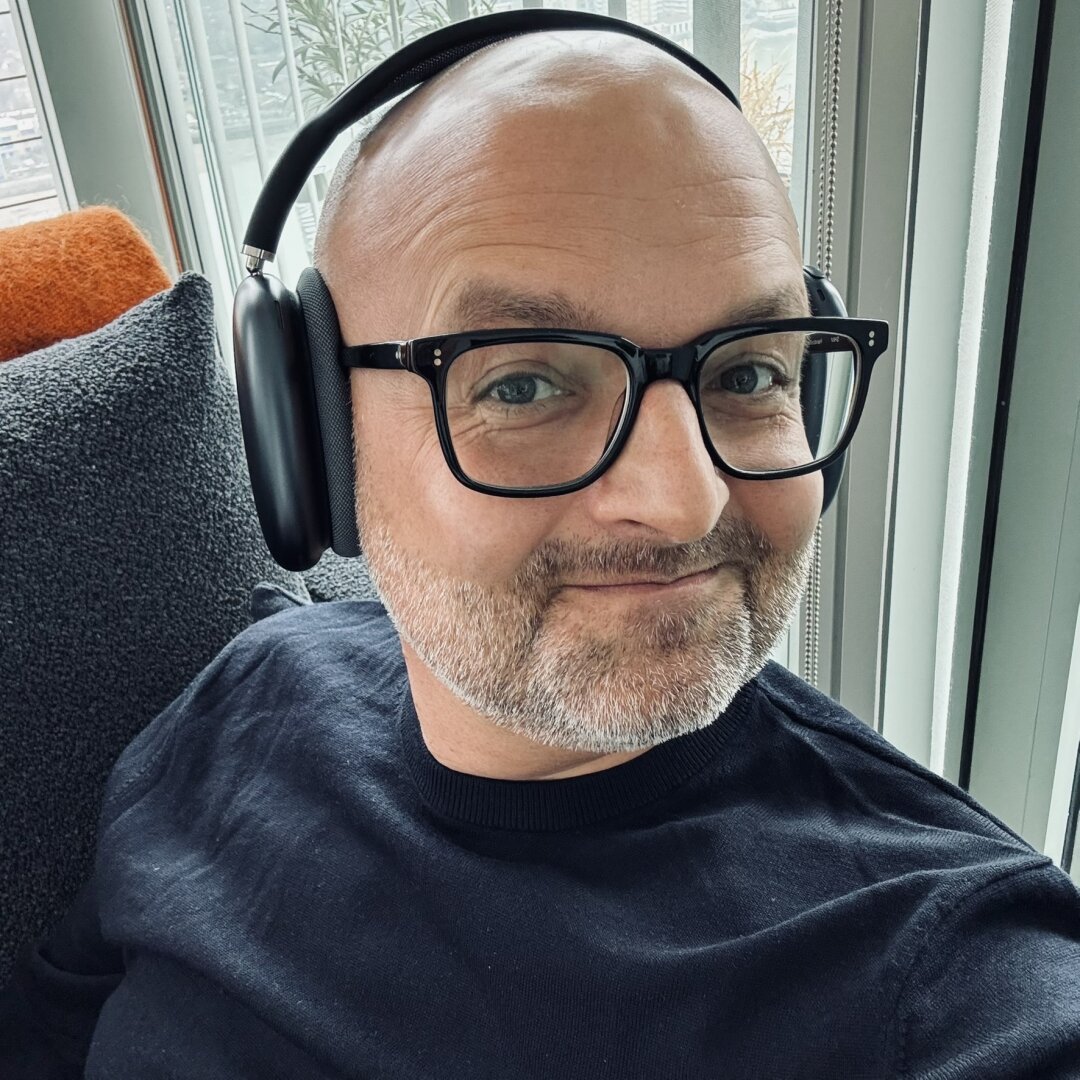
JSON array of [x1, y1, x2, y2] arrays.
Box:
[[295, 267, 362, 558], [233, 271, 333, 571]]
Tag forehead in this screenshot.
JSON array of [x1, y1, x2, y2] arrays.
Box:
[[446, 279, 810, 336], [328, 38, 803, 344]]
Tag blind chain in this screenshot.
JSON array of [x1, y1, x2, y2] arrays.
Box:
[[803, 0, 842, 688]]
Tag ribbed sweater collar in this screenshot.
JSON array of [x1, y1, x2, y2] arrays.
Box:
[[397, 676, 759, 832]]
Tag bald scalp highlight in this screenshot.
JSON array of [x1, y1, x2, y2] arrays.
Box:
[[312, 30, 793, 297], [312, 42, 497, 282]]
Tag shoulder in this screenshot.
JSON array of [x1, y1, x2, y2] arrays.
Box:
[[237, 595, 397, 657], [751, 660, 1037, 854], [887, 858, 1080, 1074], [100, 599, 403, 821], [749, 662, 1080, 1067], [192, 597, 399, 706]]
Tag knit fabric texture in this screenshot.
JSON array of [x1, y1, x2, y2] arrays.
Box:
[[2, 599, 1079, 1077], [0, 206, 172, 364], [301, 547, 379, 603], [0, 273, 311, 986]]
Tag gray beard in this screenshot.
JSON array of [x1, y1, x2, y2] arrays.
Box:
[[356, 486, 813, 755]]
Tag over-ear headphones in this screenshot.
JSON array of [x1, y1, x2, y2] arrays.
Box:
[[233, 9, 852, 573]]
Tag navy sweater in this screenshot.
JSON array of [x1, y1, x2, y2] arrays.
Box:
[[3, 599, 1080, 1078]]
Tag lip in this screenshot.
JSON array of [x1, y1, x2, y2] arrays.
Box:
[[565, 565, 723, 594]]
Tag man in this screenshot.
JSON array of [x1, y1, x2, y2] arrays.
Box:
[[3, 26, 1079, 1079]]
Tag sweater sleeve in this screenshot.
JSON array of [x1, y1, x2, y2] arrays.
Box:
[[0, 872, 123, 1079], [891, 859, 1080, 1078]]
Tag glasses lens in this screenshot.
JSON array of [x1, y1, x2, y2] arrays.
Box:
[[698, 330, 858, 474], [444, 340, 630, 490]]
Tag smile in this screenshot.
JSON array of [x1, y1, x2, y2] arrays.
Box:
[[563, 565, 724, 595]]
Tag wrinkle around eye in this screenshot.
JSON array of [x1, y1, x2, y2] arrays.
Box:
[[390, 411, 445, 478], [445, 413, 495, 451], [362, 384, 442, 464]]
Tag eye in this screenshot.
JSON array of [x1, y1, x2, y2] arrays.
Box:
[[716, 361, 788, 395], [479, 371, 565, 407]]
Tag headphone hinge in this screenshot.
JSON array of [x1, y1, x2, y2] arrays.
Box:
[[242, 244, 276, 274]]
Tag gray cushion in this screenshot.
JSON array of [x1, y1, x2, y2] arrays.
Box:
[[302, 548, 379, 603], [0, 272, 311, 986]]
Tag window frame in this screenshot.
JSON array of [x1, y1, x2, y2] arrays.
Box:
[[3, 0, 75, 225]]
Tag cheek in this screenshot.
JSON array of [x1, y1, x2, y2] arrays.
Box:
[[352, 372, 560, 584], [731, 472, 823, 553]]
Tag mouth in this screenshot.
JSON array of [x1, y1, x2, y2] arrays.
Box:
[[564, 564, 725, 595]]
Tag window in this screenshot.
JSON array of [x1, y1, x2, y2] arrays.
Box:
[[0, 0, 71, 228]]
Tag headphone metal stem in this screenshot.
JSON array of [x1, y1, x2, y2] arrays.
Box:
[[242, 244, 276, 274]]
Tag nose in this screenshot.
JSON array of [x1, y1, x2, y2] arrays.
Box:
[[583, 379, 729, 542]]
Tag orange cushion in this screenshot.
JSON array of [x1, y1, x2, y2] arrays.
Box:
[[0, 205, 172, 363]]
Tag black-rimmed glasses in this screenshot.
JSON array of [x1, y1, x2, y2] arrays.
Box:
[[340, 317, 889, 497]]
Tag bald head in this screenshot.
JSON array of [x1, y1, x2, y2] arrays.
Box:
[[313, 29, 801, 331]]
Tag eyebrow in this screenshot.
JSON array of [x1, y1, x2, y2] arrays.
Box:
[[447, 278, 811, 335]]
